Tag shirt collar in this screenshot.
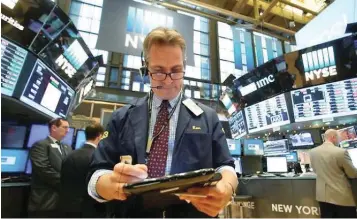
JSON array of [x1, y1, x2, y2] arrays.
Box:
[[48, 136, 58, 143], [152, 92, 181, 109], [85, 142, 97, 148]]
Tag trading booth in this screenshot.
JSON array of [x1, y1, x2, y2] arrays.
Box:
[[1, 0, 357, 218], [223, 34, 357, 218], [1, 1, 98, 217]]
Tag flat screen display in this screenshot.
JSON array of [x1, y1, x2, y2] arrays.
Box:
[[228, 110, 247, 139], [267, 156, 288, 173], [27, 124, 74, 148], [1, 149, 29, 173], [1, 38, 28, 96], [75, 129, 86, 150], [286, 151, 298, 162], [348, 148, 357, 168], [29, 5, 70, 54], [245, 94, 290, 133], [1, 125, 26, 148], [233, 157, 242, 174], [338, 126, 357, 148], [39, 22, 97, 89], [291, 78, 357, 122], [289, 132, 314, 147], [25, 158, 32, 175], [264, 139, 289, 155], [243, 139, 264, 156], [226, 139, 241, 156], [1, 0, 55, 49], [221, 93, 236, 115], [19, 59, 75, 118]]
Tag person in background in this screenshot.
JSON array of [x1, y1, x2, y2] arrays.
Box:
[[87, 27, 238, 218], [310, 129, 357, 218], [28, 118, 72, 218], [59, 123, 106, 218]]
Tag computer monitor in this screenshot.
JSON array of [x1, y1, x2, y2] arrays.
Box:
[[289, 132, 314, 147], [243, 139, 264, 156], [75, 130, 86, 150], [27, 124, 74, 148], [233, 157, 242, 174], [348, 148, 357, 168], [286, 151, 298, 162], [267, 156, 288, 173], [264, 139, 289, 155], [1, 149, 29, 173], [227, 139, 241, 156], [25, 158, 32, 175], [19, 59, 75, 119], [1, 125, 27, 148], [338, 126, 357, 148]]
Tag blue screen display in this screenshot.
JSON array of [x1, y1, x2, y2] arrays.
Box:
[[1, 125, 27, 148], [1, 149, 29, 172], [25, 158, 32, 174], [27, 124, 74, 148], [286, 151, 298, 162], [227, 139, 241, 156], [75, 130, 86, 150], [243, 139, 264, 156]]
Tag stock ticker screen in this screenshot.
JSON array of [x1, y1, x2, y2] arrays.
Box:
[[1, 38, 28, 96], [291, 78, 357, 122], [19, 59, 75, 118], [228, 110, 247, 139], [244, 94, 290, 133]]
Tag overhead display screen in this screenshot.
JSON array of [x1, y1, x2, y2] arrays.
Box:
[[29, 5, 70, 54], [338, 126, 357, 148], [264, 139, 289, 155], [39, 22, 97, 89], [221, 93, 236, 115], [1, 0, 56, 49], [19, 59, 75, 118], [1, 38, 28, 96], [228, 110, 247, 139], [289, 132, 314, 147], [244, 94, 290, 133], [291, 78, 357, 122]]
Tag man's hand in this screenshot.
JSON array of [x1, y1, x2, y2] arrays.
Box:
[[96, 163, 148, 201], [178, 179, 234, 217]]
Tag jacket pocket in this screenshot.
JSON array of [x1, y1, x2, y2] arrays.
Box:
[[178, 133, 213, 171]]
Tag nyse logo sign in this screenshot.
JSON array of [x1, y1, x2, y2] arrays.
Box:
[[239, 75, 275, 96], [302, 46, 337, 82], [125, 6, 173, 49], [55, 55, 76, 78]]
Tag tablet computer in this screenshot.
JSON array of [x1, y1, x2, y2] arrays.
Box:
[[123, 168, 222, 195]]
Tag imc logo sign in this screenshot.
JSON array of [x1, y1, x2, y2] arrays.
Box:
[[302, 46, 337, 82], [125, 6, 174, 49]]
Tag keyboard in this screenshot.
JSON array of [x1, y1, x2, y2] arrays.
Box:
[[259, 173, 277, 177], [2, 176, 30, 183]]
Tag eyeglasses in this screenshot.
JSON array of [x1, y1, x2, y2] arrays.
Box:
[[149, 71, 185, 81]]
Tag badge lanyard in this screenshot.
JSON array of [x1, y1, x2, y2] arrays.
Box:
[[145, 91, 183, 160]]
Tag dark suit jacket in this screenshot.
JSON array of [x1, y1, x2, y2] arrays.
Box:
[[59, 144, 106, 217], [28, 137, 72, 211], [88, 96, 235, 217]]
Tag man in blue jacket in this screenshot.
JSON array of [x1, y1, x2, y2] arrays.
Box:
[[87, 27, 238, 217]]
